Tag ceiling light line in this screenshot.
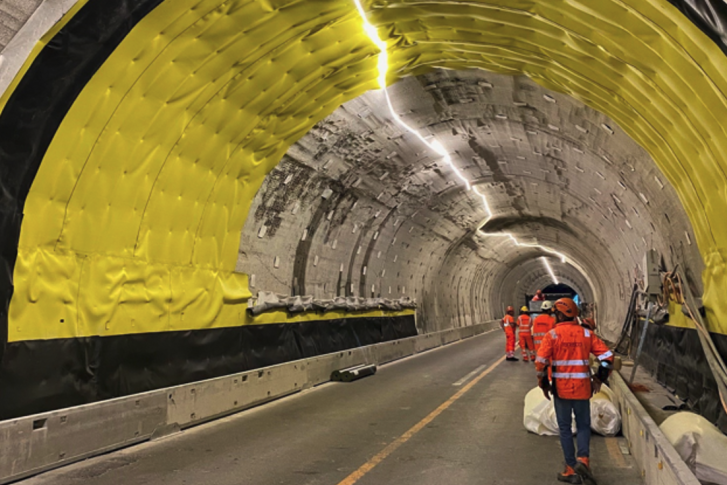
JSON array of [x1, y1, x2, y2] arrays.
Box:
[[352, 0, 566, 264], [542, 257, 560, 285]]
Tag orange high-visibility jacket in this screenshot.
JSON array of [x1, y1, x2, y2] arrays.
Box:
[[517, 315, 532, 334], [501, 314, 515, 331], [532, 314, 555, 347], [535, 321, 614, 400]]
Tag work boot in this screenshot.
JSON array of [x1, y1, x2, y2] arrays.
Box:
[[557, 466, 582, 484], [575, 458, 597, 485]]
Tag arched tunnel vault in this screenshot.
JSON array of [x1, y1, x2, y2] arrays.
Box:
[[240, 69, 700, 340], [496, 258, 596, 312], [0, 0, 722, 345]]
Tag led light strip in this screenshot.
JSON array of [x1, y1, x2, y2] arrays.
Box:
[[542, 257, 560, 285], [352, 0, 570, 267]]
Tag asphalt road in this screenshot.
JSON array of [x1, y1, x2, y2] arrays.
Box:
[[21, 330, 640, 485]]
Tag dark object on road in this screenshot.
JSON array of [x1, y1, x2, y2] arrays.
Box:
[[331, 364, 377, 382]]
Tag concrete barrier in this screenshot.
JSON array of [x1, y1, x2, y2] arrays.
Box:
[[610, 372, 700, 485], [0, 320, 499, 484]]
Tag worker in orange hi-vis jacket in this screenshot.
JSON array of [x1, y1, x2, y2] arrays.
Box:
[[501, 306, 518, 361], [581, 318, 596, 331], [532, 300, 555, 352], [535, 298, 614, 485], [517, 306, 535, 362]]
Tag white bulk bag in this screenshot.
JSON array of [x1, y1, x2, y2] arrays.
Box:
[[523, 387, 575, 436], [523, 384, 621, 436], [661, 412, 727, 485], [590, 384, 621, 436]]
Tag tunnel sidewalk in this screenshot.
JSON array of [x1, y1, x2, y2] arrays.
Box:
[[20, 331, 641, 485]]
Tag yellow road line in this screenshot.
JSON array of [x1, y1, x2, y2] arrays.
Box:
[[336, 354, 508, 485]]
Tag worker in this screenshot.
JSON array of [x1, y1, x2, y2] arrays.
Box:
[[535, 298, 614, 485], [501, 306, 518, 361], [517, 306, 535, 362], [532, 289, 546, 301], [532, 300, 555, 352], [581, 318, 596, 331]]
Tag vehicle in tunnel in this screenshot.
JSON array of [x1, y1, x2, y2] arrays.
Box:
[[527, 284, 580, 315], [1, 0, 727, 481]]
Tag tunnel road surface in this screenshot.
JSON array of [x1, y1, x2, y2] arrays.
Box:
[[20, 331, 641, 485]]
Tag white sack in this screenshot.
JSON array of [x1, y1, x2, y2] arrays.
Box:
[[523, 387, 576, 436], [590, 384, 621, 436], [523, 385, 621, 437], [660, 412, 727, 485]]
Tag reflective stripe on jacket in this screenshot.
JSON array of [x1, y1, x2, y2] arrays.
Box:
[[532, 314, 554, 345], [535, 321, 614, 400], [517, 315, 532, 334]]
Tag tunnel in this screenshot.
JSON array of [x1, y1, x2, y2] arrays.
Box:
[[1, 0, 727, 484]]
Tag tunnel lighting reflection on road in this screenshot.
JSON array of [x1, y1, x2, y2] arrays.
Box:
[[352, 0, 568, 265], [542, 257, 559, 285]]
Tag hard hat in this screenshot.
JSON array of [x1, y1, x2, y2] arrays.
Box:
[[520, 306, 529, 312], [540, 301, 553, 311], [554, 298, 579, 318], [536, 290, 542, 295], [506, 306, 514, 314]]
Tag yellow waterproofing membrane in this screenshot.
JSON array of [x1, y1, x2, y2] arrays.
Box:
[[6, 0, 727, 340], [665, 300, 696, 330]]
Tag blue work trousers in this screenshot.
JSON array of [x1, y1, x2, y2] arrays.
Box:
[[554, 396, 591, 468]]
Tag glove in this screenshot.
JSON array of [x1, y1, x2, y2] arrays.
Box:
[[539, 376, 551, 401], [591, 375, 602, 395], [596, 361, 612, 385]]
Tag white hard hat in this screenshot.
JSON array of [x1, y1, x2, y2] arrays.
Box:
[[540, 301, 553, 311]]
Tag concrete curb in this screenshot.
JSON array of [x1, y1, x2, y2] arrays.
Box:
[[610, 372, 700, 485], [0, 321, 499, 484]]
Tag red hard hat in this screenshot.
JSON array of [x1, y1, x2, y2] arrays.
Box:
[[536, 290, 542, 295], [554, 298, 579, 318], [506, 306, 514, 314]]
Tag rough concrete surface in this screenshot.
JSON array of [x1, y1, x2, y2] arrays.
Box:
[[237, 69, 703, 340], [0, 0, 42, 51]]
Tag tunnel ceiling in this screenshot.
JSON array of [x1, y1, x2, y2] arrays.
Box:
[[1, 0, 725, 346], [238, 69, 704, 338]]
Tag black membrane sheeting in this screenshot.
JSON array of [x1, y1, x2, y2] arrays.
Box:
[[0, 315, 417, 420], [629, 319, 727, 433]]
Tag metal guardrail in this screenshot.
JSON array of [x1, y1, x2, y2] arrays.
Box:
[[0, 321, 500, 484]]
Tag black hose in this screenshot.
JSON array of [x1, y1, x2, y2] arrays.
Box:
[[614, 284, 639, 353]]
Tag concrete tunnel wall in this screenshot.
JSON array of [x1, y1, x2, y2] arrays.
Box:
[[0, 0, 725, 420], [238, 70, 703, 339]]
